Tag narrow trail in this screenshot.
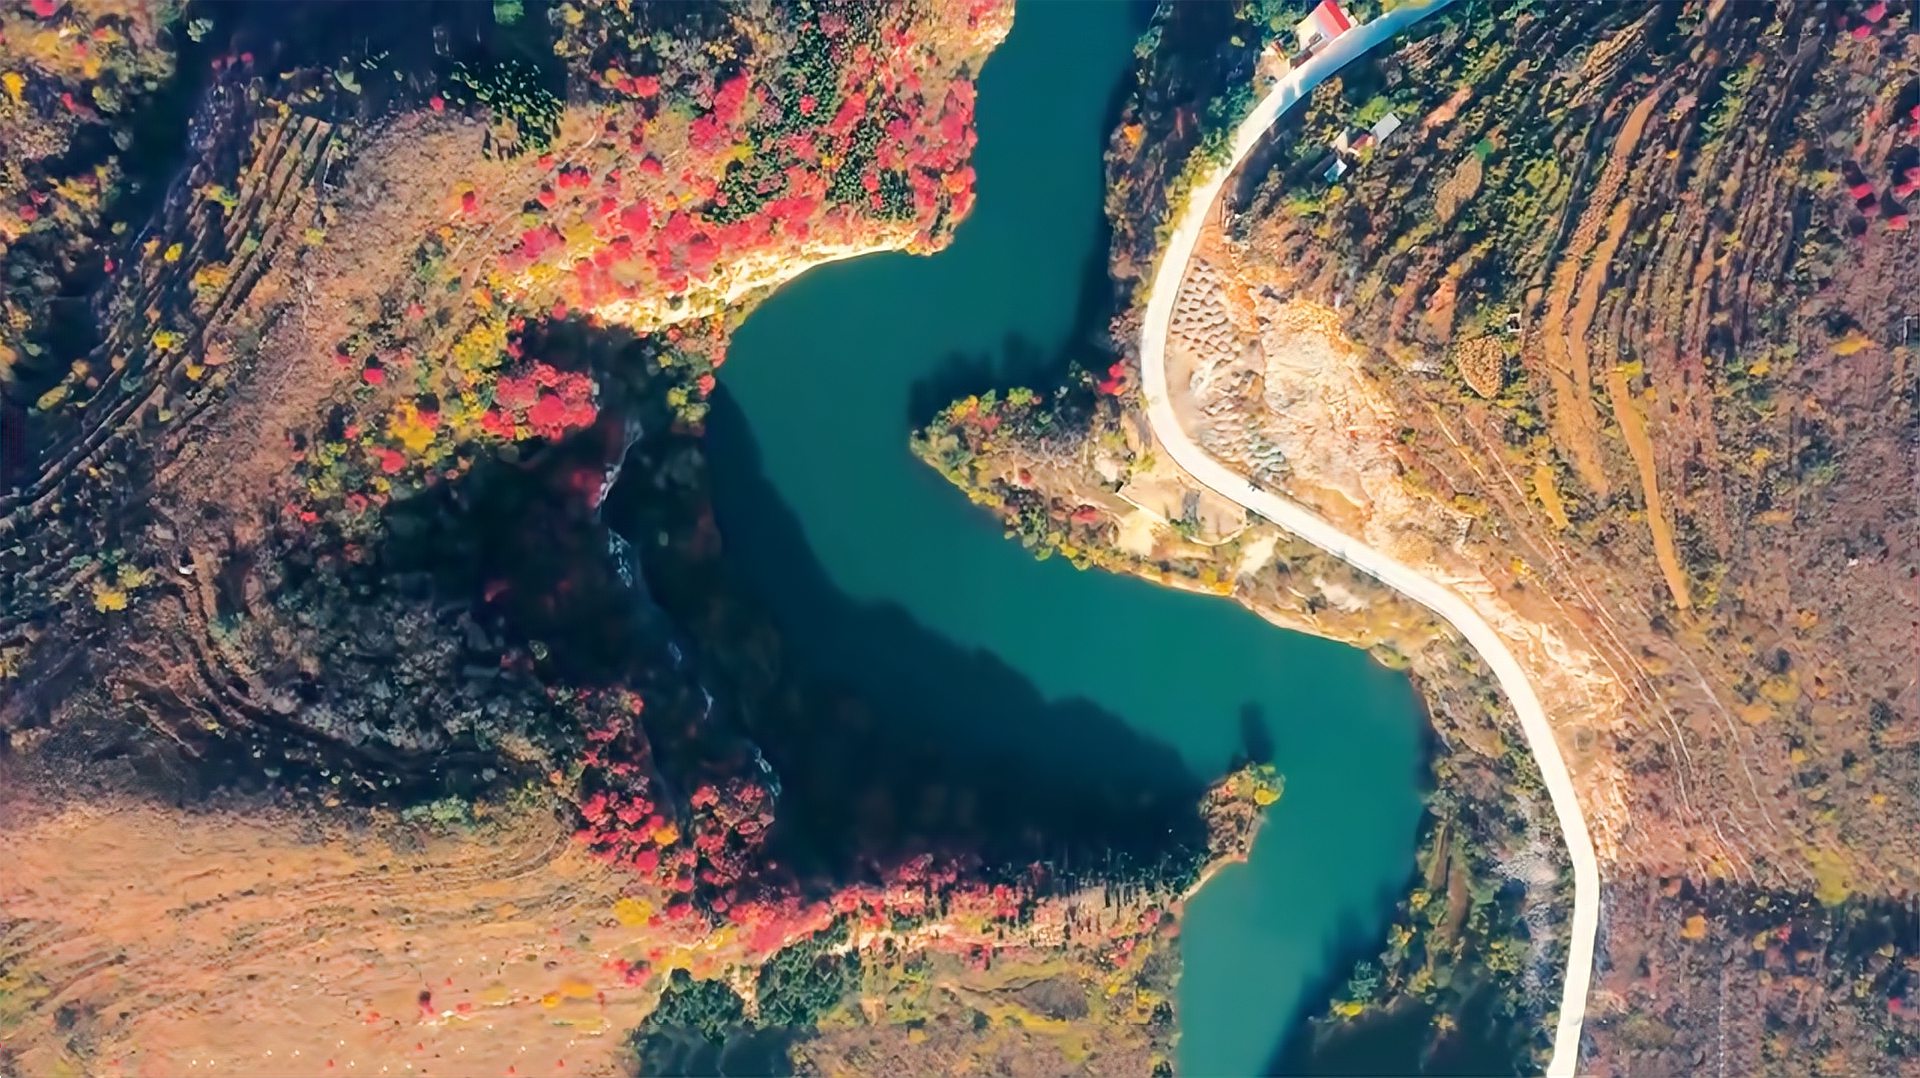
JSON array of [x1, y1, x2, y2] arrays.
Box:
[[1133, 4, 1598, 1074]]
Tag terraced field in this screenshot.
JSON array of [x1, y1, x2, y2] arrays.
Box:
[[1208, 0, 1920, 1069], [0, 787, 663, 1077], [1231, 0, 1915, 880]]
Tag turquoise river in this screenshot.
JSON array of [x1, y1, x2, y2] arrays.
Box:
[[706, 3, 1426, 1073]]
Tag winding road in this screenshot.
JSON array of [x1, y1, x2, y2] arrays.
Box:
[[1134, 4, 1598, 1075]]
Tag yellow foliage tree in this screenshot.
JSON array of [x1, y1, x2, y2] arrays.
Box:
[[389, 401, 438, 454], [612, 897, 654, 926], [1827, 330, 1873, 355], [1832, 329, 1874, 356]]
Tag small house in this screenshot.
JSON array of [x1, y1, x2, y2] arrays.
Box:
[[1295, 0, 1354, 54], [1320, 155, 1349, 182], [1371, 111, 1404, 143]]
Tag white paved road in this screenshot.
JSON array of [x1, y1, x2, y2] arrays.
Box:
[[1135, 5, 1597, 1075]]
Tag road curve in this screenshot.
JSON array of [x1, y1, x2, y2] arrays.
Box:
[[1134, 5, 1598, 1075]]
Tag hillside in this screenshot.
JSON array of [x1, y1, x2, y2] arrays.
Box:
[[1165, 0, 1920, 1071], [0, 3, 1276, 1075], [1226, 0, 1919, 889], [913, 0, 1920, 1072]]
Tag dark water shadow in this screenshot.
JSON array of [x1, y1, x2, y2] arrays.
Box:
[[1260, 903, 1419, 1077], [1245, 689, 1441, 1075], [904, 194, 1125, 427], [1238, 702, 1275, 767], [622, 387, 1211, 890], [903, 332, 1050, 428], [1259, 774, 1524, 1076], [1258, 875, 1528, 1077], [1267, 980, 1524, 1077], [904, 2, 1149, 430]]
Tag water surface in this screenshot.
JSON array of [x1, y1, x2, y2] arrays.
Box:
[[707, 4, 1426, 1072]]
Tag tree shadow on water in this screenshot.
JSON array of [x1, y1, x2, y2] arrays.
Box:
[[903, 332, 1054, 426], [1239, 702, 1275, 767], [904, 145, 1131, 427], [1260, 906, 1422, 1077], [1266, 978, 1523, 1078], [637, 387, 1210, 890]]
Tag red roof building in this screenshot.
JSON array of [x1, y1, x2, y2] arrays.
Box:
[[1295, 0, 1354, 53], [1864, 0, 1888, 23]]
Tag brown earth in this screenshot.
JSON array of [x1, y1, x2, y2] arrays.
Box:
[[1188, 0, 1920, 1069], [0, 777, 671, 1078], [0, 757, 1190, 1078], [0, 4, 1208, 1076]]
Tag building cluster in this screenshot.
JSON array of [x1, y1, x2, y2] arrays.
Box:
[[1312, 110, 1404, 183], [1263, 0, 1405, 184], [1293, 0, 1354, 56]]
